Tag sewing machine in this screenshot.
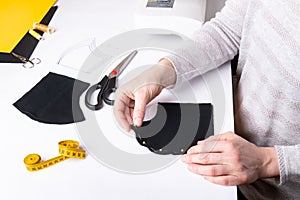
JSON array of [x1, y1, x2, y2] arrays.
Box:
[[134, 0, 207, 35]]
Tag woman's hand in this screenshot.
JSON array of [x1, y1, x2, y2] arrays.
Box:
[[113, 58, 176, 132], [181, 132, 280, 186]]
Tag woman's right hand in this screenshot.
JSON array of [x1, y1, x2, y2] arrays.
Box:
[[113, 58, 176, 132]]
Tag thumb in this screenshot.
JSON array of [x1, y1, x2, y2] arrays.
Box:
[[132, 92, 148, 126]]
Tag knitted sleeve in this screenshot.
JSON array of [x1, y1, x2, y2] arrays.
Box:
[[275, 145, 300, 185], [165, 0, 249, 85]]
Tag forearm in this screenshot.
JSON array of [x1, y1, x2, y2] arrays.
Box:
[[166, 0, 249, 85], [156, 58, 176, 87]]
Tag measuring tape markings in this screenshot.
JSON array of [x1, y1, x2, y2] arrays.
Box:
[[24, 140, 86, 172]]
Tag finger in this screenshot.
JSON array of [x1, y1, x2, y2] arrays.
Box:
[[113, 109, 131, 132], [196, 132, 236, 145], [113, 112, 130, 132], [203, 175, 240, 186], [113, 97, 131, 132], [132, 92, 148, 126], [124, 105, 133, 125], [187, 164, 230, 177], [196, 135, 218, 145], [182, 153, 226, 165], [213, 132, 236, 141], [187, 140, 229, 154], [124, 99, 134, 125], [128, 99, 135, 108], [189, 136, 222, 154]]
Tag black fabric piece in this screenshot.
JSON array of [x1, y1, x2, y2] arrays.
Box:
[[0, 6, 58, 63], [132, 103, 214, 155], [237, 187, 248, 200], [13, 72, 90, 124]]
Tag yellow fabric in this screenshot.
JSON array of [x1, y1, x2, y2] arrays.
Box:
[[0, 0, 56, 52]]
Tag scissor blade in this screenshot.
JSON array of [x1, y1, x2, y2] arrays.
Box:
[[12, 52, 28, 63], [108, 50, 138, 78]]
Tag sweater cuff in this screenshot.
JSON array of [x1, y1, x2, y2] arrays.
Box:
[[275, 145, 300, 185], [164, 54, 202, 87]]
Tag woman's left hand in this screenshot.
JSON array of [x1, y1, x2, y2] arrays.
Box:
[[181, 132, 279, 186]]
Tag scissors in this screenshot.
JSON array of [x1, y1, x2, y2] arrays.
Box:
[[12, 52, 41, 69], [85, 50, 138, 110]]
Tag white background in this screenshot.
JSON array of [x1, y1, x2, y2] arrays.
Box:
[[0, 0, 235, 199]]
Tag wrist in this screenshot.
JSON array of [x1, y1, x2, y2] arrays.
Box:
[[157, 58, 177, 87], [258, 147, 280, 179]]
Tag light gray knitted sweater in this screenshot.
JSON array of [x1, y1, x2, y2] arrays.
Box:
[[166, 0, 300, 199]]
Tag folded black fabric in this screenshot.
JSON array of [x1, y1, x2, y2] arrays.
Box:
[[0, 6, 58, 63], [13, 72, 90, 124], [132, 103, 214, 155]]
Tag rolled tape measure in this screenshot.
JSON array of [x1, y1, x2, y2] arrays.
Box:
[[24, 140, 86, 172]]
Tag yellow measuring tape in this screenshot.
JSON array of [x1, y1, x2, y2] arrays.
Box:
[[24, 140, 86, 172]]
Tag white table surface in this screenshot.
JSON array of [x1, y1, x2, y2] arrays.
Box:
[[0, 0, 237, 199]]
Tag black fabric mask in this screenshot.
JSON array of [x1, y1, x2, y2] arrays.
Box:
[[132, 103, 214, 155], [13, 72, 90, 124]]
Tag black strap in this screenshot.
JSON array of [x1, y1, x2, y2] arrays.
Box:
[[0, 6, 58, 63]]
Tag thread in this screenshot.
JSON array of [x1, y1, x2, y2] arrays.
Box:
[[33, 22, 55, 34], [29, 29, 43, 40]]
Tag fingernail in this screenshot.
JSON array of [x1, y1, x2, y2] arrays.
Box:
[[133, 117, 142, 126]]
